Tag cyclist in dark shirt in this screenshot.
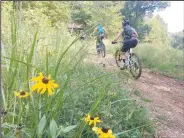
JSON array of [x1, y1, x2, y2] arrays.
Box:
[[112, 19, 139, 69]]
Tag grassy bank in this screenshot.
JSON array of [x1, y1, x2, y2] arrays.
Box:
[[134, 43, 184, 80], [1, 26, 155, 138]]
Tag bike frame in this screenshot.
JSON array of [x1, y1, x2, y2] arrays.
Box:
[[125, 49, 132, 69], [115, 41, 134, 70]]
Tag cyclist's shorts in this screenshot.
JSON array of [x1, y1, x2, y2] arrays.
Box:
[[121, 38, 138, 52], [97, 33, 104, 40]]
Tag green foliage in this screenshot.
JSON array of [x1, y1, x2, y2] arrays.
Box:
[[21, 1, 70, 26], [144, 15, 171, 46], [170, 30, 184, 50], [71, 3, 92, 26], [134, 43, 184, 79], [70, 1, 123, 36]]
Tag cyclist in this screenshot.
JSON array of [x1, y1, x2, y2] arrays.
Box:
[[112, 19, 139, 69], [93, 24, 107, 54]]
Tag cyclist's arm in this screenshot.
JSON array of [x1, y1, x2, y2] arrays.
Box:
[[134, 30, 138, 38], [132, 28, 138, 38], [92, 27, 97, 35], [104, 28, 107, 34], [113, 31, 122, 42]]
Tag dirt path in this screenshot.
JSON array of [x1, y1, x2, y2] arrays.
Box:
[[134, 69, 184, 138], [84, 50, 184, 138]]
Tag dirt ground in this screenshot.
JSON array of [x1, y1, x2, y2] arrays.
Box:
[[84, 49, 184, 138]]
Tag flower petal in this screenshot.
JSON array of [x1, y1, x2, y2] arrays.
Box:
[[48, 87, 53, 96], [40, 86, 46, 94], [31, 83, 40, 92]]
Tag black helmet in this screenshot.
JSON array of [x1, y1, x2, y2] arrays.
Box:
[[123, 19, 129, 26]]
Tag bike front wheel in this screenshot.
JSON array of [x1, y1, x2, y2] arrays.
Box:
[[115, 49, 124, 68], [129, 53, 142, 79], [100, 43, 106, 57]]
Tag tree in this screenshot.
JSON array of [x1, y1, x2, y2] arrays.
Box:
[[21, 1, 71, 26], [70, 1, 123, 36], [170, 31, 184, 50], [144, 15, 170, 46], [120, 1, 171, 40], [71, 4, 92, 27]]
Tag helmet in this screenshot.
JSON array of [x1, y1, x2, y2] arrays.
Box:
[[98, 23, 102, 27], [123, 19, 129, 26]]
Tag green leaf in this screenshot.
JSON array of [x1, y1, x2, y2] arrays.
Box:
[[46, 47, 49, 76], [38, 115, 46, 135], [61, 125, 77, 133], [49, 119, 58, 138], [28, 30, 38, 64], [56, 125, 77, 137], [2, 123, 18, 129], [141, 98, 152, 103]]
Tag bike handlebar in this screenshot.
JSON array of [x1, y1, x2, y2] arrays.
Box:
[[111, 41, 123, 44]]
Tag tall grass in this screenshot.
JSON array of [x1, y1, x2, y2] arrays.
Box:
[[134, 43, 184, 79], [1, 3, 155, 138]]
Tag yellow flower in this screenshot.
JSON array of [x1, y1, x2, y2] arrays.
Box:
[[31, 72, 59, 96], [14, 91, 30, 98], [109, 92, 116, 96], [92, 127, 116, 138], [83, 114, 102, 127]]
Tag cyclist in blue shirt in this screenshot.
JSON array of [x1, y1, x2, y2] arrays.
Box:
[[93, 24, 107, 54]]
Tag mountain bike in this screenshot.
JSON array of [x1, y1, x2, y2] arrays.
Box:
[[112, 42, 142, 79], [96, 34, 106, 57], [96, 41, 106, 57]]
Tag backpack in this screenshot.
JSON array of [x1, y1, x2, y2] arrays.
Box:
[[97, 25, 104, 34], [123, 25, 135, 39]]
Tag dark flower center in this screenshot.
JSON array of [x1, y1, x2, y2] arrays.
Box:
[[102, 127, 109, 133], [20, 91, 26, 95], [18, 124, 23, 130], [1, 110, 7, 116], [90, 117, 94, 120], [42, 78, 49, 84]]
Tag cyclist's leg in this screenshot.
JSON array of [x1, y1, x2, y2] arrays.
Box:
[[122, 38, 138, 60], [96, 35, 101, 54], [96, 35, 100, 48], [124, 38, 138, 49], [119, 46, 127, 69], [121, 43, 129, 61]]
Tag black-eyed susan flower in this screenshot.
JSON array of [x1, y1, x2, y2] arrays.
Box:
[[92, 127, 115, 138], [31, 72, 59, 96], [83, 114, 102, 127], [109, 92, 116, 96], [14, 91, 30, 98]]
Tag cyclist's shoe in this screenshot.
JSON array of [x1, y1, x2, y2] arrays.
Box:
[[120, 59, 128, 70], [120, 65, 126, 70], [111, 41, 117, 44], [119, 60, 126, 70]]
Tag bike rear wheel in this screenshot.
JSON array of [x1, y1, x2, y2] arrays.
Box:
[[129, 53, 142, 79]]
